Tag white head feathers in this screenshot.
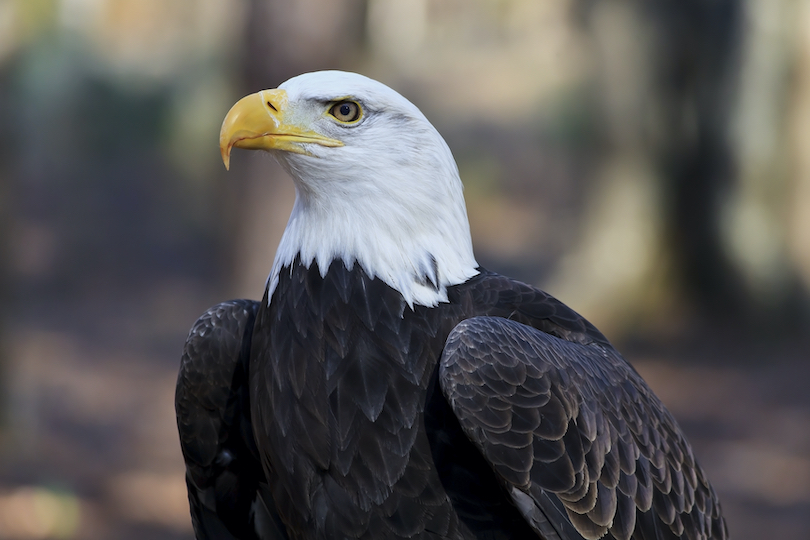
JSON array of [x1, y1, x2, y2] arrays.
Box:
[[266, 71, 479, 307]]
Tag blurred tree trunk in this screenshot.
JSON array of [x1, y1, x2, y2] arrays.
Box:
[[225, 0, 367, 298], [727, 0, 810, 325], [649, 0, 744, 316], [555, 0, 806, 338], [789, 1, 810, 295]]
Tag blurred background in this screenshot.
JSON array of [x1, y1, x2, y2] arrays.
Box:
[[0, 0, 809, 538]]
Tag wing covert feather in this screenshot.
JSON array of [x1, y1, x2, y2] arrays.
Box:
[[439, 316, 727, 540], [176, 300, 288, 540]]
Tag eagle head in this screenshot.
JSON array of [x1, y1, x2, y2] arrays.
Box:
[[219, 70, 479, 308]]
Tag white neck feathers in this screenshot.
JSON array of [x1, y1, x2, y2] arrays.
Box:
[[268, 141, 478, 307]]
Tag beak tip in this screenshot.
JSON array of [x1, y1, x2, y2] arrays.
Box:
[[221, 145, 232, 171]]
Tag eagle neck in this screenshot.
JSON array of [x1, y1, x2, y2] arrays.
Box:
[[266, 179, 479, 308]]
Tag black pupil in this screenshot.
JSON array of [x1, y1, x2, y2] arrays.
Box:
[[340, 103, 352, 117]]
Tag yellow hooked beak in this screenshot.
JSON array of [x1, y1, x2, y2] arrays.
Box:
[[219, 89, 343, 170]]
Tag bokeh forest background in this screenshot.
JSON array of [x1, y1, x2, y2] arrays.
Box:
[[0, 0, 809, 538]]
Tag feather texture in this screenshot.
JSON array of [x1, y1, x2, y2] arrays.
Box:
[[176, 300, 288, 540], [440, 316, 727, 540]]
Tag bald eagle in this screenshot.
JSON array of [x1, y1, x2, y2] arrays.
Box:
[[175, 71, 727, 540]]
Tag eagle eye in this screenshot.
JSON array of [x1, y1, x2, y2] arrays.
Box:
[[329, 101, 362, 123]]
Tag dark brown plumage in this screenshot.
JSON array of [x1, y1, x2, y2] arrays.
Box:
[[176, 300, 288, 540], [177, 263, 727, 539]]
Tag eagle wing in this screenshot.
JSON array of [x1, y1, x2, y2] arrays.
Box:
[[439, 316, 727, 540], [175, 299, 288, 540]]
